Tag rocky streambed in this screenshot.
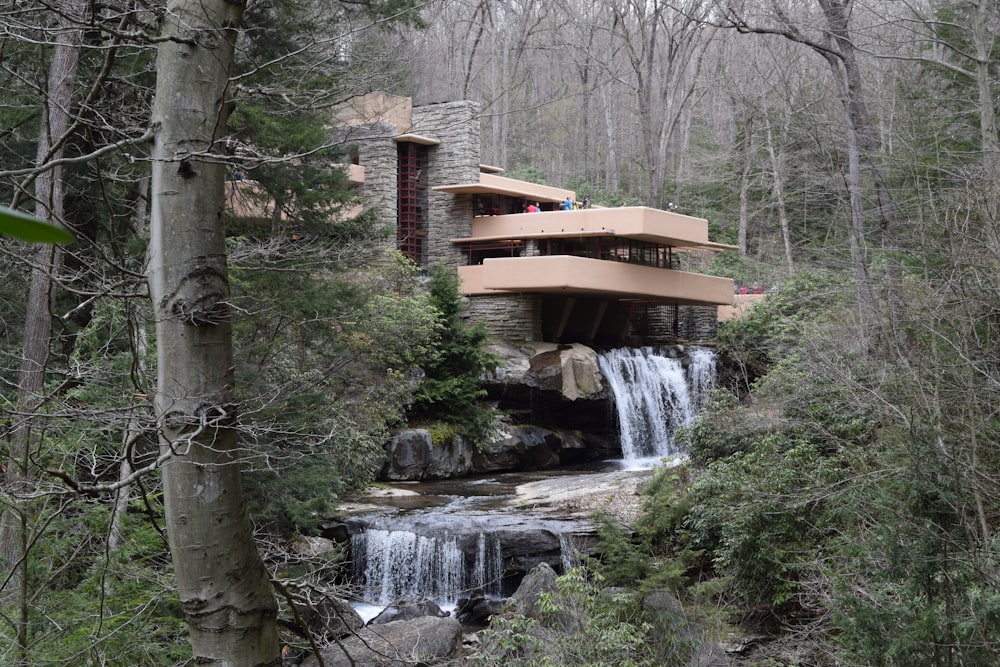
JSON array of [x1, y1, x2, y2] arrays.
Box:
[[324, 464, 655, 605]]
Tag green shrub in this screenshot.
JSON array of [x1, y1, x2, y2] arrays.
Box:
[[409, 263, 498, 442], [470, 568, 657, 667]]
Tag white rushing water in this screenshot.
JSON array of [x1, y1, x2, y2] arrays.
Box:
[[598, 346, 716, 462], [352, 529, 503, 607]]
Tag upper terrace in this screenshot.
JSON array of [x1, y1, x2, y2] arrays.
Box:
[[438, 167, 736, 308]]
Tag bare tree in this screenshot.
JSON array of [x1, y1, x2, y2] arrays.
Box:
[[0, 4, 86, 662], [609, 0, 714, 208]]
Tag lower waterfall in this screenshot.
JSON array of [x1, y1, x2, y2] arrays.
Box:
[[352, 528, 503, 607], [598, 346, 716, 461]]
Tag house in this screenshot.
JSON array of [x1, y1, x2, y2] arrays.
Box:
[[335, 93, 737, 345]]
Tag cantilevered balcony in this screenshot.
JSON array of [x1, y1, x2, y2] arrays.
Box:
[[459, 256, 733, 305], [452, 206, 735, 306]]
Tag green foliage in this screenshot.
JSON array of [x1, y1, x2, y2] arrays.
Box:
[[681, 436, 845, 613], [408, 263, 498, 442], [0, 205, 75, 243], [425, 421, 459, 447], [675, 389, 762, 463], [566, 178, 645, 207], [716, 270, 851, 390], [505, 166, 549, 185], [0, 500, 189, 666], [590, 515, 654, 587], [471, 568, 659, 667], [232, 247, 439, 535]]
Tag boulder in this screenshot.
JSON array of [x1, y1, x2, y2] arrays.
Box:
[[508, 561, 558, 619], [485, 342, 606, 402], [456, 591, 504, 626], [290, 535, 339, 559], [369, 598, 447, 625], [302, 615, 462, 667], [525, 343, 605, 401], [383, 424, 614, 479], [293, 594, 364, 641], [381, 429, 475, 481], [473, 424, 562, 471]]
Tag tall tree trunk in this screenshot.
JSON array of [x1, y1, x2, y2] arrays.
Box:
[[148, 0, 279, 663], [818, 0, 899, 317], [109, 177, 151, 553], [601, 87, 620, 192], [737, 115, 754, 258], [761, 109, 794, 274], [1, 8, 83, 663]]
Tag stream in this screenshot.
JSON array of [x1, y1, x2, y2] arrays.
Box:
[[335, 346, 716, 621]]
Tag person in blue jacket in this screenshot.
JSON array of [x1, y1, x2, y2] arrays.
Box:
[[561, 196, 573, 210]]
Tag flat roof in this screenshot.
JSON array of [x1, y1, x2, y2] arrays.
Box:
[[393, 133, 441, 146], [433, 173, 575, 203], [452, 207, 738, 252]]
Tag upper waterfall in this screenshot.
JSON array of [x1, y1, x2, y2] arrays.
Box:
[[597, 346, 716, 462]]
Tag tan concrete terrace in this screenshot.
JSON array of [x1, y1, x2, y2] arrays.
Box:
[[463, 206, 735, 251], [451, 206, 735, 306], [459, 256, 734, 305]]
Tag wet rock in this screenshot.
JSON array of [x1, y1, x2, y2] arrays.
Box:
[[302, 615, 462, 667], [508, 561, 558, 619], [369, 598, 447, 625], [473, 424, 562, 471], [292, 594, 364, 641], [382, 424, 614, 480], [381, 429, 475, 481], [455, 591, 504, 625]]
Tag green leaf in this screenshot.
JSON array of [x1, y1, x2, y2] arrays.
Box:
[[0, 205, 75, 244]]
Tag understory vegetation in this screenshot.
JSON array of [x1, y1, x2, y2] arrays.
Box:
[[581, 263, 1000, 666]]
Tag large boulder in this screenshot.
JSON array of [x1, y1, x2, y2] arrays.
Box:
[[473, 424, 562, 471], [382, 424, 615, 480], [292, 594, 364, 641], [302, 615, 462, 667], [487, 342, 605, 402], [526, 343, 604, 400], [381, 429, 475, 481], [369, 598, 447, 625], [508, 561, 559, 619]]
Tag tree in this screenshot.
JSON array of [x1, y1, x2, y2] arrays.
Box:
[[147, 0, 279, 661], [408, 263, 497, 441], [0, 3, 85, 661]]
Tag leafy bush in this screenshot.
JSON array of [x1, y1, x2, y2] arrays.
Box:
[[408, 263, 498, 442], [0, 501, 190, 666], [716, 270, 851, 390], [471, 568, 657, 667], [232, 248, 439, 535]]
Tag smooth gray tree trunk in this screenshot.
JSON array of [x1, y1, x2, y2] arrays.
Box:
[[148, 0, 279, 663]]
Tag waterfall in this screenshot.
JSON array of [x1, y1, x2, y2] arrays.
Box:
[[688, 346, 717, 413], [352, 529, 502, 606], [472, 532, 503, 595], [598, 346, 716, 461], [559, 532, 581, 572]]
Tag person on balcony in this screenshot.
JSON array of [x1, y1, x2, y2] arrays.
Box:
[[561, 196, 573, 210]]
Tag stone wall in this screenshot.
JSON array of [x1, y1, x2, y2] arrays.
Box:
[[628, 303, 719, 345], [336, 122, 400, 246], [465, 294, 543, 343], [411, 101, 481, 269], [679, 304, 720, 342]]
